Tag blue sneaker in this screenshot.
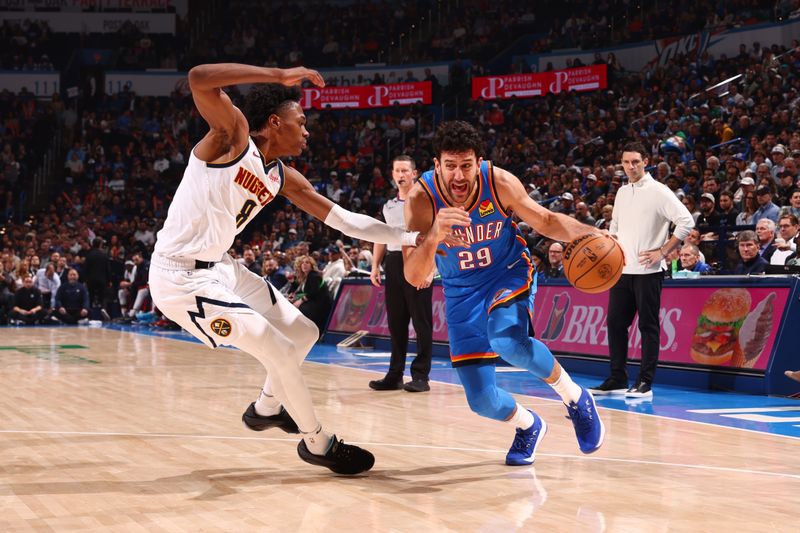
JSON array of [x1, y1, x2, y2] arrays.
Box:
[[565, 387, 605, 454], [505, 411, 548, 466]]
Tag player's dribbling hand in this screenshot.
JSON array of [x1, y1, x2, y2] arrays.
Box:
[[432, 207, 471, 244], [282, 67, 325, 88]]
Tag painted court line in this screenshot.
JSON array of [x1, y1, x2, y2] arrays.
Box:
[[0, 428, 797, 481]]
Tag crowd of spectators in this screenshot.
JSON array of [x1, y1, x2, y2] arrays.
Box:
[[2, 2, 800, 328]]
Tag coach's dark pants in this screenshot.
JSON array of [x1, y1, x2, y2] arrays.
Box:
[[384, 251, 433, 382], [607, 272, 663, 385]]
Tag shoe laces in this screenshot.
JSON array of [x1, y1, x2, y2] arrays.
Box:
[[510, 427, 534, 452], [567, 400, 595, 433], [329, 437, 353, 459]]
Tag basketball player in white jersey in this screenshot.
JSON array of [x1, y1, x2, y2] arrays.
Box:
[[149, 63, 440, 475]]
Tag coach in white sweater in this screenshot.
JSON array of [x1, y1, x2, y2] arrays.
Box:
[[590, 142, 694, 399]]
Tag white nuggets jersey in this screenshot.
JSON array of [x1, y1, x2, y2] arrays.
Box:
[[155, 137, 284, 262]]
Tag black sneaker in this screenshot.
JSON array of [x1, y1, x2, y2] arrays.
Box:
[[297, 435, 375, 475], [241, 402, 299, 434], [624, 381, 653, 398], [587, 378, 628, 396], [368, 376, 404, 391], [403, 379, 430, 392]]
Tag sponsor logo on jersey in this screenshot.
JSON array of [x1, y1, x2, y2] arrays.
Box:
[[233, 166, 275, 206], [210, 318, 232, 337], [478, 199, 495, 217]]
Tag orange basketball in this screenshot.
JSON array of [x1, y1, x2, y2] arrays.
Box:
[[563, 233, 624, 294]]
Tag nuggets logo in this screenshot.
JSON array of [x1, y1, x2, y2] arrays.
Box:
[[210, 318, 232, 337], [478, 199, 495, 217]]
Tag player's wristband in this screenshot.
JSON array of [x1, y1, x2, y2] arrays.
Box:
[[401, 231, 420, 248]]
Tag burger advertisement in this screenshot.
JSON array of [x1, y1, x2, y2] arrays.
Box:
[[690, 288, 777, 369], [530, 285, 788, 370]]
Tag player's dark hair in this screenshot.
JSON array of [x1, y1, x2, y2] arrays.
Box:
[[621, 141, 649, 159], [244, 83, 302, 132], [433, 120, 483, 159]]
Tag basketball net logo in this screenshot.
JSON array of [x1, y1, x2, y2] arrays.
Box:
[[210, 318, 232, 337]]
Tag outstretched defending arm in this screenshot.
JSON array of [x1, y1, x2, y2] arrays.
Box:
[[281, 166, 418, 247]]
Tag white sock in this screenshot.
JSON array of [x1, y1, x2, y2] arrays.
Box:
[[550, 371, 583, 404], [507, 403, 535, 430], [254, 389, 281, 417], [302, 425, 333, 455]]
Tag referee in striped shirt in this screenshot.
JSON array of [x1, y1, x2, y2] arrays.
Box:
[[369, 155, 434, 393], [589, 141, 694, 399]]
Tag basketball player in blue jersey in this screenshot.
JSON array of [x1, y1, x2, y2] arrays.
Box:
[[150, 63, 427, 475], [403, 121, 605, 465]]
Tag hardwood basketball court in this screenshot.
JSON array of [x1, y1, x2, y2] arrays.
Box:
[[0, 326, 797, 531]]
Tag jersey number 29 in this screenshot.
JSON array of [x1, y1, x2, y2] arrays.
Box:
[[458, 247, 493, 270]]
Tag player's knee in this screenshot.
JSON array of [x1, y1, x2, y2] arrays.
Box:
[[488, 332, 532, 367], [465, 387, 506, 420], [296, 316, 319, 354]]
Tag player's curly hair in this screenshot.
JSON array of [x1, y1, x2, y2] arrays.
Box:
[[432, 120, 483, 159], [244, 83, 302, 132]]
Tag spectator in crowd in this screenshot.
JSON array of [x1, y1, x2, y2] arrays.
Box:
[[736, 190, 758, 226], [785, 232, 800, 267], [122, 252, 150, 318], [291, 255, 332, 335], [542, 242, 565, 279], [54, 268, 90, 324], [118, 259, 135, 314], [785, 189, 800, 220], [696, 193, 720, 228], [35, 262, 60, 310], [754, 218, 777, 262], [771, 214, 799, 265], [9, 274, 45, 325], [733, 231, 769, 275], [753, 186, 780, 224], [734, 176, 756, 208], [240, 248, 262, 275], [574, 201, 596, 226], [716, 191, 739, 227], [552, 192, 575, 215], [678, 244, 712, 274], [262, 258, 288, 290], [595, 204, 613, 230], [321, 245, 347, 298]]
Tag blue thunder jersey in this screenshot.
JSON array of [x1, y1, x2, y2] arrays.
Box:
[[418, 161, 536, 366]]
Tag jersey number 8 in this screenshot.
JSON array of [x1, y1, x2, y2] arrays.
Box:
[[458, 247, 493, 270]]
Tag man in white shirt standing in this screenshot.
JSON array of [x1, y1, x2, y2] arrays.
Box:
[[589, 142, 694, 399]]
